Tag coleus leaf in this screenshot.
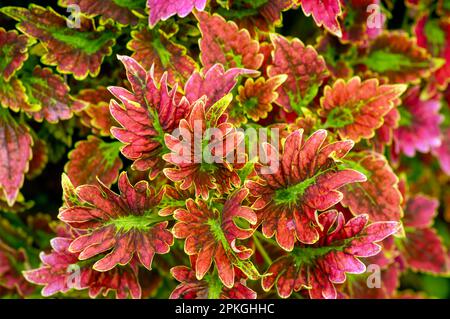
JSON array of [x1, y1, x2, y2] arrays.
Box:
[[184, 64, 257, 109], [22, 66, 85, 123], [64, 136, 123, 187], [262, 210, 400, 298], [163, 95, 245, 199], [127, 28, 198, 86], [362, 31, 434, 83], [0, 244, 34, 296], [59, 0, 144, 26], [1, 5, 116, 80], [396, 195, 448, 274], [246, 129, 366, 250], [147, 0, 207, 27], [432, 128, 450, 175], [0, 76, 39, 113], [232, 75, 287, 123], [267, 34, 329, 114], [393, 86, 443, 157], [109, 55, 191, 179], [76, 86, 117, 137], [196, 11, 264, 70], [173, 189, 259, 288], [0, 109, 33, 206], [300, 0, 342, 37], [340, 152, 403, 222], [415, 15, 450, 89], [170, 256, 257, 299], [58, 172, 173, 271], [319, 77, 406, 142], [0, 27, 34, 81], [23, 231, 142, 298]]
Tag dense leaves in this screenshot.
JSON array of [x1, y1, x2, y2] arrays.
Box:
[[1, 0, 449, 300]]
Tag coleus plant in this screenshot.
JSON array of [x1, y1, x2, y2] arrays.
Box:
[[0, 0, 449, 300]]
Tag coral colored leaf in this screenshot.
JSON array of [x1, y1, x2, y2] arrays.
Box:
[[262, 210, 400, 299], [432, 128, 450, 175], [362, 31, 434, 84], [319, 77, 406, 142], [300, 0, 342, 37], [163, 97, 244, 199], [147, 0, 207, 27], [0, 28, 33, 81], [59, 0, 143, 26], [170, 258, 257, 299], [184, 64, 257, 109], [23, 230, 142, 299], [109, 55, 192, 179], [246, 129, 366, 250], [58, 172, 173, 271], [0, 76, 38, 113], [0, 109, 33, 206], [399, 228, 448, 274], [1, 5, 116, 79], [23, 66, 84, 123], [403, 195, 439, 229], [127, 28, 198, 86], [341, 152, 403, 222], [196, 11, 264, 70], [393, 86, 443, 157], [267, 34, 328, 113], [231, 74, 287, 123], [65, 136, 123, 187], [76, 86, 117, 137], [173, 189, 258, 287]]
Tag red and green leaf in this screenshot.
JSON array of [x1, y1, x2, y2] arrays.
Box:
[[267, 34, 329, 113], [0, 109, 33, 206], [196, 11, 264, 70], [1, 5, 116, 79], [127, 28, 198, 86], [58, 172, 173, 271], [64, 136, 123, 187], [341, 152, 403, 222], [0, 27, 33, 81], [319, 77, 406, 142]]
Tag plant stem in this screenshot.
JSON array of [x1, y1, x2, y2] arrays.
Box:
[[253, 234, 272, 265]]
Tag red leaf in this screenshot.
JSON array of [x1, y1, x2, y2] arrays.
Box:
[[23, 229, 142, 299], [65, 136, 123, 187], [76, 86, 117, 137], [147, 0, 207, 27], [341, 152, 403, 222], [60, 0, 142, 26], [262, 210, 399, 298], [127, 28, 198, 86], [173, 189, 258, 287], [0, 109, 33, 206], [109, 55, 191, 179], [246, 129, 366, 250], [300, 0, 342, 37], [319, 77, 406, 142], [24, 66, 84, 123], [267, 34, 328, 113], [196, 11, 264, 70], [1, 5, 116, 79], [58, 172, 173, 271], [0, 27, 33, 81]]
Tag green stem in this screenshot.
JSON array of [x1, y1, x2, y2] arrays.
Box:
[[253, 234, 272, 265]]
